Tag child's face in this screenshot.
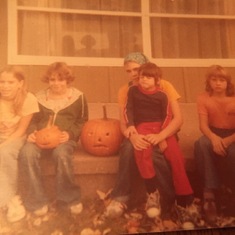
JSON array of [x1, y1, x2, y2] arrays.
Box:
[[48, 73, 68, 95], [209, 75, 227, 95], [0, 72, 23, 100], [139, 74, 156, 91], [124, 61, 141, 83]]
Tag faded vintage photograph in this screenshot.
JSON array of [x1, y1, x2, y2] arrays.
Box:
[[0, 1, 235, 235]]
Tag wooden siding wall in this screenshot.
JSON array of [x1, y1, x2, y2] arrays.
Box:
[[7, 65, 235, 104], [0, 0, 7, 68]]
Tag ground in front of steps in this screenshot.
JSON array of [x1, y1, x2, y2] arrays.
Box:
[[0, 184, 235, 235]]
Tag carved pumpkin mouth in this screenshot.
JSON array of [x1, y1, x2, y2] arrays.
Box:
[[93, 144, 108, 148], [40, 142, 51, 145]]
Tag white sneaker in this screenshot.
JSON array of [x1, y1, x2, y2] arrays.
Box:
[[105, 200, 126, 219], [7, 195, 26, 223], [175, 200, 201, 230], [70, 203, 83, 215], [33, 205, 48, 216], [145, 190, 161, 218], [175, 204, 196, 229]]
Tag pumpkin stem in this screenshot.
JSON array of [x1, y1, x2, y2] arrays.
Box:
[[46, 115, 54, 128], [102, 104, 108, 120]]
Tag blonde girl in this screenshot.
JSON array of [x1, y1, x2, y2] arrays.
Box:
[[0, 66, 39, 222]]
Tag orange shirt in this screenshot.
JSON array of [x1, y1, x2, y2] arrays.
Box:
[[197, 92, 235, 129]]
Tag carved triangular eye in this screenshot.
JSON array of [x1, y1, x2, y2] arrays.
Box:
[[88, 132, 93, 136]]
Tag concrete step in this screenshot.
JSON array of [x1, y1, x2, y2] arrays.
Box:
[[40, 144, 119, 200]]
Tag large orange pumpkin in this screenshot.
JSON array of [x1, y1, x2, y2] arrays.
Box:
[[35, 115, 62, 149], [80, 105, 123, 156]]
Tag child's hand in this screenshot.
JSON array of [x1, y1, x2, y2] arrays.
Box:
[[158, 140, 168, 153], [145, 133, 161, 145], [221, 136, 233, 149], [124, 126, 137, 138], [130, 133, 150, 150], [59, 131, 70, 143], [210, 134, 226, 157], [27, 131, 37, 143]]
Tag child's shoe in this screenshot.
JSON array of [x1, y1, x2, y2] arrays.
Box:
[[33, 205, 48, 216], [175, 200, 201, 230], [175, 204, 195, 230], [145, 190, 161, 218], [105, 200, 127, 219], [203, 197, 217, 224], [70, 202, 83, 215], [203, 191, 217, 224], [7, 195, 26, 223]]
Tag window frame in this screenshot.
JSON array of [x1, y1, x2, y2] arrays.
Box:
[[7, 0, 235, 67]]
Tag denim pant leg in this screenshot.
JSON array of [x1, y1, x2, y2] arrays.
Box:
[[110, 138, 137, 203], [224, 143, 235, 193], [111, 138, 176, 212], [194, 140, 204, 183], [0, 137, 26, 208], [51, 140, 80, 205], [197, 136, 220, 190], [18, 142, 48, 211], [194, 140, 205, 196], [152, 147, 175, 216]]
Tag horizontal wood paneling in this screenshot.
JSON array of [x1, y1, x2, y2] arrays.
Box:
[[5, 65, 235, 104]]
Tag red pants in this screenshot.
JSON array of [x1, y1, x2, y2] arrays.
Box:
[[135, 122, 193, 195]]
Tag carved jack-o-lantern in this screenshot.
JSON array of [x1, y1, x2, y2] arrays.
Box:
[[35, 115, 62, 149], [81, 105, 123, 156]]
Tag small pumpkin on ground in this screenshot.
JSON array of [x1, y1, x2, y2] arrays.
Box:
[[35, 115, 62, 149], [81, 104, 123, 156]]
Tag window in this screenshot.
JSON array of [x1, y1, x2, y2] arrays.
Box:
[[8, 0, 235, 67], [150, 0, 235, 63]]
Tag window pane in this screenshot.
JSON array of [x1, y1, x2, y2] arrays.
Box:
[[150, 0, 235, 15], [151, 18, 235, 58], [18, 0, 141, 12], [18, 11, 142, 57]]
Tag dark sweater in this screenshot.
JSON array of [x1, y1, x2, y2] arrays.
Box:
[[27, 87, 88, 141], [124, 85, 172, 129]]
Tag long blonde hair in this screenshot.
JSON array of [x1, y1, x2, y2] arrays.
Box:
[[205, 65, 235, 96], [0, 65, 27, 114]]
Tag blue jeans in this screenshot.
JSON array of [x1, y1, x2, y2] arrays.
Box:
[[19, 140, 80, 211], [0, 137, 26, 207], [195, 135, 235, 193], [110, 138, 175, 214]]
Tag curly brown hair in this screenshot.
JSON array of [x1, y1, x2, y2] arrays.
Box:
[[205, 65, 235, 96], [42, 62, 75, 84]]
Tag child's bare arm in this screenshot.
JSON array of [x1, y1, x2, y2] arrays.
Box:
[[124, 125, 137, 139], [199, 113, 226, 157], [158, 139, 168, 152], [222, 133, 235, 149]]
